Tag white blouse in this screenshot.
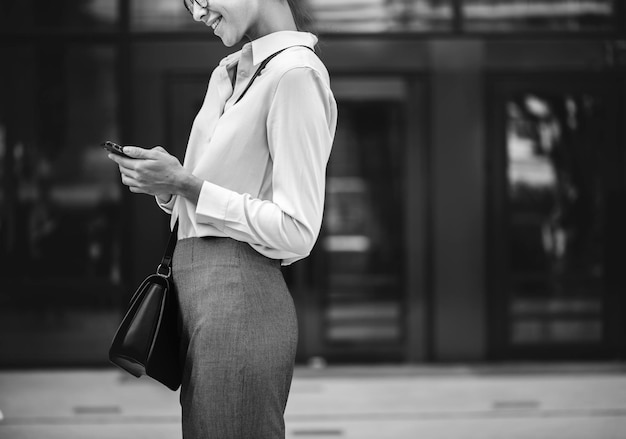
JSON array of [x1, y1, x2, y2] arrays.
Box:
[[157, 31, 337, 265]]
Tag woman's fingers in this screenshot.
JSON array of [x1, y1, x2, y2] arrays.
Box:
[[120, 173, 138, 187], [123, 145, 167, 158], [118, 164, 139, 179], [108, 145, 182, 196], [107, 153, 137, 169], [121, 146, 149, 159], [121, 173, 150, 194]]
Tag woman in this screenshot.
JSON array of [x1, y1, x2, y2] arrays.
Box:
[[107, 0, 337, 437]]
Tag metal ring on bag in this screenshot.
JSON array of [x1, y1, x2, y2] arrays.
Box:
[[156, 264, 171, 278]]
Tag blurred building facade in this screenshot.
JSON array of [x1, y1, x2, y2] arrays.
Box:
[[1, 0, 625, 367]]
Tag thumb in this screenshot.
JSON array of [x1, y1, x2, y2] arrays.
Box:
[[122, 145, 149, 159], [152, 145, 168, 154]]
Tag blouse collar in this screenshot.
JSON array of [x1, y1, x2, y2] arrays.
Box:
[[218, 31, 317, 71], [248, 31, 317, 67]]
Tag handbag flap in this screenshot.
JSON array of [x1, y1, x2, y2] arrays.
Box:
[[109, 275, 168, 376]]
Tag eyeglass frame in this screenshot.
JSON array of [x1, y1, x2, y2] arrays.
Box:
[[183, 0, 209, 14]]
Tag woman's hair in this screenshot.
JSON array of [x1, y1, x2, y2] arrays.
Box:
[[285, 0, 312, 31]]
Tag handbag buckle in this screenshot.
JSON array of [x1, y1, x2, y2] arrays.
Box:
[[156, 264, 171, 278]]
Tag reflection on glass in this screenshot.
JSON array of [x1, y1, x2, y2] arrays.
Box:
[[130, 0, 452, 32], [310, 0, 453, 32], [505, 92, 607, 344], [464, 0, 614, 32], [0, 126, 5, 251], [0, 44, 123, 366], [1, 0, 119, 31], [131, 0, 195, 31], [1, 45, 121, 283], [320, 94, 405, 344]]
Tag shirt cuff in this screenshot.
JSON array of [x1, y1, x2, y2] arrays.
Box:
[[195, 181, 231, 230], [155, 194, 176, 214]]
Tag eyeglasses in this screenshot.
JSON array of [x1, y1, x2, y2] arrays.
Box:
[[183, 0, 208, 15]]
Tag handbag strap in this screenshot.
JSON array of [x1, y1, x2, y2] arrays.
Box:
[[156, 220, 179, 278], [234, 45, 314, 105]]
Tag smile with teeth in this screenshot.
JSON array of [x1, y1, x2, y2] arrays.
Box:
[[210, 16, 222, 30]]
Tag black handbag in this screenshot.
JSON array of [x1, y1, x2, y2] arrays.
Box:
[[109, 221, 182, 391]]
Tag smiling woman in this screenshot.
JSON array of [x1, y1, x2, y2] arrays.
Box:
[[109, 0, 337, 438]]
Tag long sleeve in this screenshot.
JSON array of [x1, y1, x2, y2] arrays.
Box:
[[194, 67, 337, 263], [156, 193, 177, 214]]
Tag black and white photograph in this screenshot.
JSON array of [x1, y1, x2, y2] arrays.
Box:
[[1, 1, 625, 438]]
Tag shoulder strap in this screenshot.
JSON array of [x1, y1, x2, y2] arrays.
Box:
[[156, 220, 179, 278], [234, 45, 314, 105]]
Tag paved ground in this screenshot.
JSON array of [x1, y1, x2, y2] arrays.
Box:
[[0, 363, 625, 439]]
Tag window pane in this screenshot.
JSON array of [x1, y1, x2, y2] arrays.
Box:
[[1, 0, 119, 31], [131, 0, 195, 31], [310, 0, 453, 33], [505, 91, 609, 345], [463, 0, 615, 32], [1, 44, 121, 282], [131, 0, 453, 33], [319, 78, 406, 346], [0, 44, 123, 366]]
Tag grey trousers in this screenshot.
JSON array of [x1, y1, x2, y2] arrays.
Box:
[[172, 237, 298, 439]]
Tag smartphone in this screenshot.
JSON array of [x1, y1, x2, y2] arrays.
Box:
[[101, 140, 132, 158]]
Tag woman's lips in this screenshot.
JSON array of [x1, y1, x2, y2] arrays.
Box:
[[206, 12, 222, 30], [211, 16, 222, 30]]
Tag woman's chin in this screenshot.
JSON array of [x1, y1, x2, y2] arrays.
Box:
[[216, 30, 240, 47], [221, 38, 238, 47]]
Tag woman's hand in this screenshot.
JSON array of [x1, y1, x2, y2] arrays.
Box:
[[107, 145, 202, 204]]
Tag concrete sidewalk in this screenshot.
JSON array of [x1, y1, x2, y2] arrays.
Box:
[[0, 364, 625, 439]]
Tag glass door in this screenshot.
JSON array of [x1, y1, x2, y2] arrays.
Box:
[[0, 43, 124, 366], [165, 73, 427, 363], [294, 77, 423, 363], [488, 77, 626, 359]]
